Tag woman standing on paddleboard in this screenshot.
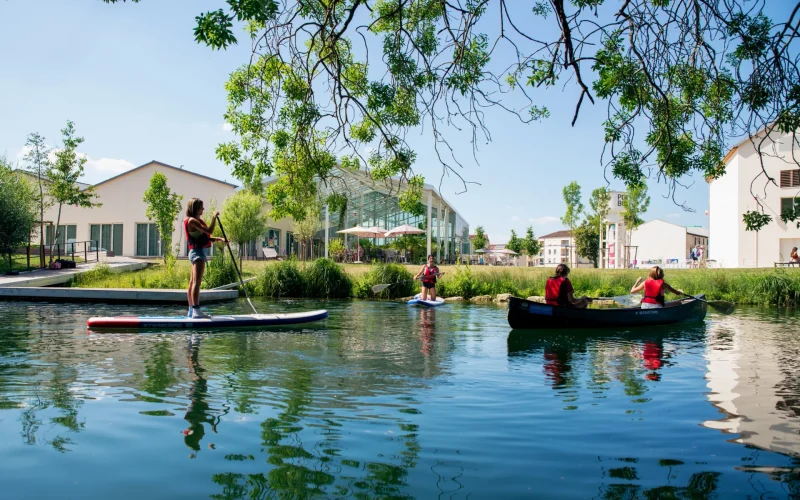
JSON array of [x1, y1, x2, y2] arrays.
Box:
[[413, 255, 444, 301], [185, 198, 227, 318]]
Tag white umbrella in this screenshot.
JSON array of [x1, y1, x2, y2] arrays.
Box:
[[492, 248, 518, 255], [337, 226, 386, 263], [474, 248, 487, 253], [384, 224, 425, 237]]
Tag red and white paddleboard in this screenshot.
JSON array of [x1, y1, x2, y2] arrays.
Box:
[[87, 310, 328, 330]]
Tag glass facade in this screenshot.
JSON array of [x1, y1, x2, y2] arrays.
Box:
[[316, 169, 470, 261]]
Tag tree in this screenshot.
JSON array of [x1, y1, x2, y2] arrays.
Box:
[[561, 181, 583, 266], [0, 157, 37, 272], [621, 181, 650, 268], [221, 190, 269, 267], [143, 172, 183, 266], [507, 229, 522, 255], [292, 204, 321, 261], [521, 226, 541, 267], [22, 133, 52, 267], [574, 221, 600, 268], [588, 187, 611, 267], [471, 226, 488, 254], [743, 210, 772, 267], [48, 121, 100, 263], [106, 0, 800, 226]]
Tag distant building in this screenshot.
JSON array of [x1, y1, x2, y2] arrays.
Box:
[[708, 129, 800, 267], [630, 220, 709, 268], [537, 230, 592, 267]]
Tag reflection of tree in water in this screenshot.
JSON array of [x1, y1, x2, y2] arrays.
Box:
[[598, 457, 721, 500], [210, 357, 421, 499], [18, 363, 84, 453]]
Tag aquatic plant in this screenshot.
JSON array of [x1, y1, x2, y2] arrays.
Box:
[[352, 263, 415, 299], [302, 258, 352, 299], [255, 258, 304, 298]]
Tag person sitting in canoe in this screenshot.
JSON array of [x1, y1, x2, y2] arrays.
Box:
[[184, 198, 227, 318], [545, 264, 589, 308], [630, 266, 683, 309], [414, 255, 445, 301]]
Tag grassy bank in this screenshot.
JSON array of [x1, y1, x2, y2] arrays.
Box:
[[73, 258, 800, 306]]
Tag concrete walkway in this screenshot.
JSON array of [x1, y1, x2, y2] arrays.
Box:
[[0, 287, 238, 304], [0, 256, 149, 288]]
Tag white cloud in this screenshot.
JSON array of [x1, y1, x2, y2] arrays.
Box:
[[12, 145, 133, 183], [222, 122, 234, 132], [529, 216, 561, 225]]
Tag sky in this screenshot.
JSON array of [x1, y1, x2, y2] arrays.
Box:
[[1, 0, 791, 243]]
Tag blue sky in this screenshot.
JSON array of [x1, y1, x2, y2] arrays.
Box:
[[4, 0, 785, 243]]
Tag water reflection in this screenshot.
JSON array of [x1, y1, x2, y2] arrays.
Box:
[[704, 310, 800, 458], [183, 335, 225, 456]]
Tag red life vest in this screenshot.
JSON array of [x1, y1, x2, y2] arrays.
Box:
[[545, 277, 567, 306], [422, 265, 438, 284], [642, 278, 665, 305], [184, 217, 211, 249]]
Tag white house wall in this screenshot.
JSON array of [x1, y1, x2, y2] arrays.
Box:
[[709, 154, 740, 267], [630, 220, 686, 265], [711, 133, 800, 267], [41, 163, 237, 257]]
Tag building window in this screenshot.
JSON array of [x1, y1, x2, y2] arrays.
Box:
[[781, 197, 800, 216], [90, 224, 123, 255], [265, 228, 281, 249], [780, 169, 800, 188], [46, 224, 77, 248], [285, 232, 296, 256], [136, 223, 161, 257]]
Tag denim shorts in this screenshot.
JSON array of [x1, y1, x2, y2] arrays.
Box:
[[188, 247, 207, 264]]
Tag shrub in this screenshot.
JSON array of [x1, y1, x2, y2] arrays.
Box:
[[202, 253, 239, 290], [302, 258, 352, 298], [353, 262, 415, 298], [256, 258, 304, 297]]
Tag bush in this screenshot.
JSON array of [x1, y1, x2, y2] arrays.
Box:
[[302, 258, 352, 298], [437, 264, 481, 298], [74, 262, 111, 285], [353, 263, 415, 298], [202, 253, 239, 290], [256, 258, 304, 297]]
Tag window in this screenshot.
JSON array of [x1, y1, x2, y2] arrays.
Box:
[[265, 228, 281, 248], [780, 169, 800, 188], [285, 232, 296, 256], [46, 224, 77, 249], [781, 197, 800, 216], [136, 223, 161, 257], [90, 224, 123, 255]]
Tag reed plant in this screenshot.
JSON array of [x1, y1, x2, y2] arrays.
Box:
[[302, 258, 352, 298], [255, 258, 304, 297], [352, 263, 415, 298]]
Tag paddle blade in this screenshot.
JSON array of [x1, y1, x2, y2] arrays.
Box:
[[371, 284, 392, 294], [709, 300, 735, 315]]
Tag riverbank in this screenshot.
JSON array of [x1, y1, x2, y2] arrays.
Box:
[[70, 258, 800, 306]]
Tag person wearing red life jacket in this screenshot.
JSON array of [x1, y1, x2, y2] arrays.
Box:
[[184, 198, 227, 318], [413, 254, 445, 301], [630, 266, 683, 309], [544, 264, 589, 308]]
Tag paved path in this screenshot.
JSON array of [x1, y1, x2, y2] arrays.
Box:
[[0, 256, 150, 287], [0, 287, 238, 304]]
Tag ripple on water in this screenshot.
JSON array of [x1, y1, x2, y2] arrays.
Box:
[[0, 300, 799, 497]]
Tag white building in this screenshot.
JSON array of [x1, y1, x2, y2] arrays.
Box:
[[33, 161, 246, 258], [630, 219, 709, 268], [708, 130, 800, 267], [537, 230, 592, 267]]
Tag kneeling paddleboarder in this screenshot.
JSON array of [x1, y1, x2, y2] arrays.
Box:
[[414, 255, 445, 301]]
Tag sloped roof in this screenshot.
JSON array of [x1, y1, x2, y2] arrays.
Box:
[[540, 229, 573, 239], [93, 160, 237, 188]]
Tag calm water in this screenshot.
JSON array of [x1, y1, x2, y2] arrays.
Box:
[[1, 299, 799, 499]]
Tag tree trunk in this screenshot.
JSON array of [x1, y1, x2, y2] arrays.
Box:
[[50, 203, 63, 266]]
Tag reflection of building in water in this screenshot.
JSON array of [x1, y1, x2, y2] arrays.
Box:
[[704, 318, 800, 457]]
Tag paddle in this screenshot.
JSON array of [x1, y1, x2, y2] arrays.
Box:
[[216, 215, 259, 315], [371, 273, 443, 294], [680, 292, 735, 314]]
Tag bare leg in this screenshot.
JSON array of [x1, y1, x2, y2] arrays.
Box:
[[187, 262, 196, 308], [429, 287, 437, 300], [421, 286, 428, 301], [192, 260, 206, 308]]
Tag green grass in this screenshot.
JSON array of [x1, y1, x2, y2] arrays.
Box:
[[0, 254, 85, 274], [71, 259, 800, 306]]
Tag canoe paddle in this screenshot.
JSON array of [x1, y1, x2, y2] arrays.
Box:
[[216, 215, 259, 315], [371, 273, 443, 294], [681, 292, 735, 314]]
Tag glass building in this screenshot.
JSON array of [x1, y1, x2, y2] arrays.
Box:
[[316, 167, 471, 261]]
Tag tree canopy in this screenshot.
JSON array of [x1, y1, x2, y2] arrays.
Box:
[[0, 158, 37, 270], [143, 172, 183, 265], [103, 0, 800, 222]]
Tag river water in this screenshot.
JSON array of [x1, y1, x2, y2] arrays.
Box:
[[0, 299, 798, 498]]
